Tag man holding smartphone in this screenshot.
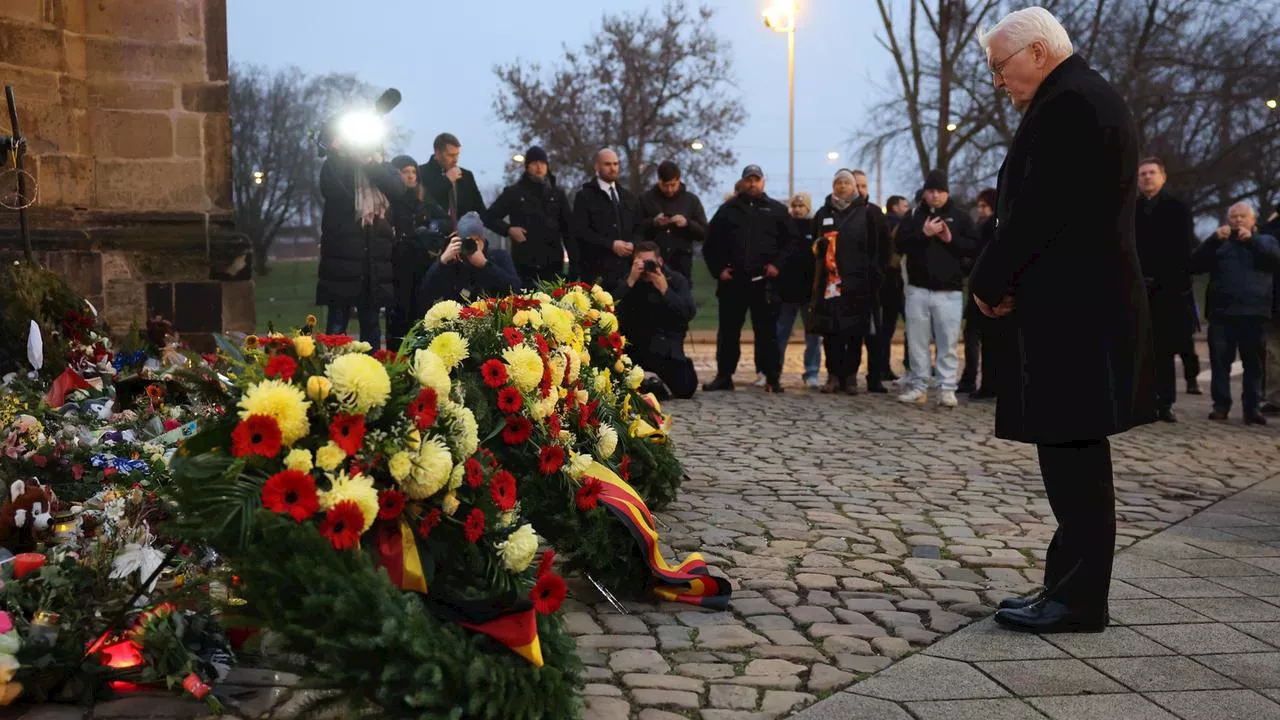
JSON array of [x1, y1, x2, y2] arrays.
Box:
[[640, 161, 708, 284]]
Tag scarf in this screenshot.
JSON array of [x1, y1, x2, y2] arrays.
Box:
[[830, 193, 856, 211], [355, 167, 390, 228]]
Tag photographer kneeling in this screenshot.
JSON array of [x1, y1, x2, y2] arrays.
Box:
[[417, 212, 520, 310], [613, 242, 698, 399]]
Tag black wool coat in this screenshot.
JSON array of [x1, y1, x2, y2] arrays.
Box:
[[487, 173, 573, 270], [1135, 191, 1198, 337], [638, 184, 709, 254], [703, 192, 798, 283], [315, 156, 403, 308], [571, 179, 645, 286], [970, 55, 1156, 445]]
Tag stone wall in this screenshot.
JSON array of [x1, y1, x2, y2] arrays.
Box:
[[0, 0, 252, 349]]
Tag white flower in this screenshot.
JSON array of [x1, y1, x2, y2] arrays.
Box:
[[599, 312, 619, 333], [567, 451, 594, 479], [440, 401, 479, 461], [498, 524, 539, 572], [596, 425, 619, 459], [424, 300, 462, 329], [626, 365, 645, 390], [410, 349, 451, 397]]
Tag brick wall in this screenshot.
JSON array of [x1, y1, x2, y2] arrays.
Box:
[[0, 0, 252, 349]]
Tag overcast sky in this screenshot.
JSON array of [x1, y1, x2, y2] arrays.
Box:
[[228, 0, 925, 206]]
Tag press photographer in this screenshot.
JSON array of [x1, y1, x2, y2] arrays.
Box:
[[417, 212, 520, 310], [388, 154, 454, 350], [612, 242, 698, 399]]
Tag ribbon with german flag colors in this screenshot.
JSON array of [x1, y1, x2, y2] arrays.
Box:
[[585, 461, 733, 609]]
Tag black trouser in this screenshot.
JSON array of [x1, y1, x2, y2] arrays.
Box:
[[632, 341, 698, 399], [960, 297, 983, 389], [824, 333, 865, 384], [716, 279, 780, 382], [1179, 333, 1201, 385], [1038, 438, 1115, 612], [878, 277, 905, 374]]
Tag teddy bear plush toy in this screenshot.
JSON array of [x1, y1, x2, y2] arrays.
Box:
[[0, 480, 56, 552]]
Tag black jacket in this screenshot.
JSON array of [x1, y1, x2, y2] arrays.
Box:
[[638, 184, 709, 254], [704, 192, 797, 281], [416, 249, 521, 312], [419, 157, 504, 234], [389, 188, 454, 317], [1135, 191, 1198, 336], [571, 179, 645, 285], [895, 199, 979, 291], [487, 173, 572, 270], [809, 196, 891, 335], [315, 155, 403, 307], [777, 215, 816, 304], [1191, 230, 1280, 320], [612, 267, 696, 359], [970, 55, 1155, 444]]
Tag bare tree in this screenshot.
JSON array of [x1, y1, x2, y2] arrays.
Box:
[[492, 2, 747, 197], [230, 65, 409, 273], [859, 0, 1280, 218]]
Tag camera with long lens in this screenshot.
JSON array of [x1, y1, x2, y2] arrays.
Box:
[[316, 88, 401, 158], [643, 259, 659, 274]]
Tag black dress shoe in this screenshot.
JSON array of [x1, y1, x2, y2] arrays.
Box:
[[866, 382, 889, 394], [884, 371, 900, 382], [1245, 414, 1268, 426], [998, 591, 1045, 610], [702, 376, 735, 392], [765, 380, 785, 394], [1157, 408, 1177, 423], [1186, 382, 1202, 395], [994, 600, 1108, 634], [1208, 410, 1228, 421]]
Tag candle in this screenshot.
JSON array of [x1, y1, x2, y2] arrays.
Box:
[[12, 553, 45, 579], [26, 610, 59, 648]]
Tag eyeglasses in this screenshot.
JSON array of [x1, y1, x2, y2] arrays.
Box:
[[989, 45, 1029, 79]]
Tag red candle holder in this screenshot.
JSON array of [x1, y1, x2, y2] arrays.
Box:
[[12, 553, 45, 579]]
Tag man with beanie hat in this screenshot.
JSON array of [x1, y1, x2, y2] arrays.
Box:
[[639, 161, 709, 283], [487, 146, 573, 288], [895, 168, 979, 407], [416, 211, 520, 310]]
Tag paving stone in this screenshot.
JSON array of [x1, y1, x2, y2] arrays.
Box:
[[1231, 621, 1280, 647], [1132, 622, 1275, 654], [871, 636, 912, 659], [731, 598, 785, 616], [822, 635, 873, 655], [1044, 626, 1177, 658], [795, 573, 840, 590], [1176, 597, 1280, 622], [1087, 655, 1240, 691], [585, 683, 625, 696], [761, 690, 816, 714], [924, 620, 1067, 661], [638, 710, 691, 720], [929, 609, 972, 633], [675, 662, 736, 679], [15, 709, 89, 720], [836, 654, 894, 673], [977, 658, 1126, 695], [696, 625, 769, 649], [583, 696, 632, 720], [807, 663, 856, 691], [845, 598, 896, 612], [577, 634, 659, 649], [788, 605, 837, 625], [700, 712, 776, 720], [678, 610, 738, 627], [1028, 693, 1179, 720], [756, 644, 825, 661], [852, 654, 1011, 701], [609, 648, 671, 674], [905, 698, 1046, 720], [788, 693, 914, 719], [896, 626, 941, 644], [622, 673, 705, 692], [1146, 689, 1280, 719], [709, 685, 759, 709], [873, 610, 924, 628], [1109, 599, 1213, 625], [1162, 558, 1274, 577], [631, 689, 700, 709], [1192, 652, 1280, 689], [564, 611, 605, 635], [1126, 577, 1245, 598]]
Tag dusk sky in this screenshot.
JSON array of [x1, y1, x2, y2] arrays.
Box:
[[228, 1, 935, 207]]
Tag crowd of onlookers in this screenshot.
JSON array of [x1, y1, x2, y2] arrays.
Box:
[[315, 130, 1280, 424]]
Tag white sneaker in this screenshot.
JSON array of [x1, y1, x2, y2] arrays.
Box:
[[938, 390, 958, 408], [897, 388, 927, 405], [804, 376, 820, 389], [753, 374, 767, 388]]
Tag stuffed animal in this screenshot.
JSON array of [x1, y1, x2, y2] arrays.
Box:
[[0, 480, 57, 552]]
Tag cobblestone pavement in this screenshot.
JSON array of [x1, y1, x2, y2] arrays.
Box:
[[790, 473, 1280, 720]]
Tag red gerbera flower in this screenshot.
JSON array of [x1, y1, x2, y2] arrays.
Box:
[[465, 457, 485, 488], [377, 489, 406, 520], [407, 387, 439, 430], [549, 414, 562, 437], [576, 477, 604, 511], [478, 447, 499, 469], [314, 333, 354, 348], [552, 287, 568, 299], [329, 413, 367, 456], [463, 507, 486, 543], [608, 332, 623, 351], [481, 359, 509, 388], [534, 334, 550, 357], [264, 354, 298, 381], [417, 508, 442, 538], [530, 572, 567, 615], [261, 470, 319, 522], [320, 501, 365, 550], [372, 349, 396, 364], [490, 470, 517, 511], [619, 454, 631, 481], [496, 386, 523, 414], [231, 415, 282, 458], [501, 415, 533, 446], [536, 549, 556, 578], [502, 327, 525, 347], [538, 445, 565, 475], [538, 362, 553, 398]]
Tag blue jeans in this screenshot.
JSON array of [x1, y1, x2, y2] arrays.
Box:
[[1209, 316, 1264, 415], [776, 302, 822, 381], [327, 303, 383, 350], [904, 287, 963, 392]]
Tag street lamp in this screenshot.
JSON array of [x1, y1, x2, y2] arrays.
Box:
[[826, 151, 839, 161], [512, 154, 525, 163], [764, 1, 798, 198], [252, 170, 264, 186], [945, 123, 958, 133], [1268, 98, 1278, 110], [690, 141, 705, 151]]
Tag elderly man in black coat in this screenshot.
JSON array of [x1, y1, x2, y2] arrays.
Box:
[[971, 7, 1156, 634]]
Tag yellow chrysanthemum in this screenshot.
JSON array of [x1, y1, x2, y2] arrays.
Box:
[[334, 341, 373, 355], [548, 353, 567, 387], [591, 286, 614, 308], [542, 304, 575, 344], [498, 524, 539, 572], [316, 442, 347, 471], [320, 471, 379, 532], [440, 402, 479, 460], [325, 353, 391, 413], [410, 349, 451, 398], [424, 300, 462, 330], [593, 369, 612, 396], [626, 365, 645, 390], [512, 309, 543, 328], [449, 462, 465, 490], [238, 379, 311, 446], [502, 345, 544, 393], [293, 335, 316, 359], [532, 292, 554, 305], [561, 290, 591, 315], [563, 349, 582, 384], [388, 451, 412, 481], [599, 312, 619, 333], [283, 448, 313, 473], [428, 332, 469, 370], [596, 425, 619, 459], [567, 451, 594, 479], [404, 437, 452, 500]]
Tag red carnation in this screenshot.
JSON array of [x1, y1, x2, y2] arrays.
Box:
[[501, 415, 533, 446], [534, 334, 550, 357], [576, 477, 604, 511], [536, 549, 556, 578], [417, 508, 442, 538], [490, 470, 517, 511], [231, 415, 282, 459], [608, 333, 623, 351], [264, 354, 297, 381], [407, 387, 439, 430], [619, 454, 631, 481], [538, 362, 553, 398], [481, 359, 509, 388], [372, 349, 396, 364], [377, 489, 406, 520], [329, 414, 367, 456], [315, 333, 353, 348], [262, 470, 319, 522], [549, 414, 562, 437], [320, 501, 365, 550], [538, 446, 565, 475], [530, 572, 567, 615], [463, 508, 486, 543], [496, 386, 523, 414], [502, 327, 525, 347], [465, 457, 485, 488], [459, 306, 486, 319]]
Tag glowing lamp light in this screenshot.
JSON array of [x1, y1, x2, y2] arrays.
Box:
[[763, 3, 796, 32], [826, 151, 840, 160], [98, 639, 145, 669], [946, 123, 958, 132], [690, 141, 704, 151], [513, 154, 525, 163], [336, 110, 386, 150], [1268, 99, 1278, 110]]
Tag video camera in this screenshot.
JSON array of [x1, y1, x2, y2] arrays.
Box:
[[316, 88, 402, 158]]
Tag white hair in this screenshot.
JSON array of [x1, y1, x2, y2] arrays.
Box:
[[979, 7, 1074, 58], [1229, 201, 1257, 218]]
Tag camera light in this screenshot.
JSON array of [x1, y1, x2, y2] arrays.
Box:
[[337, 111, 386, 149]]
